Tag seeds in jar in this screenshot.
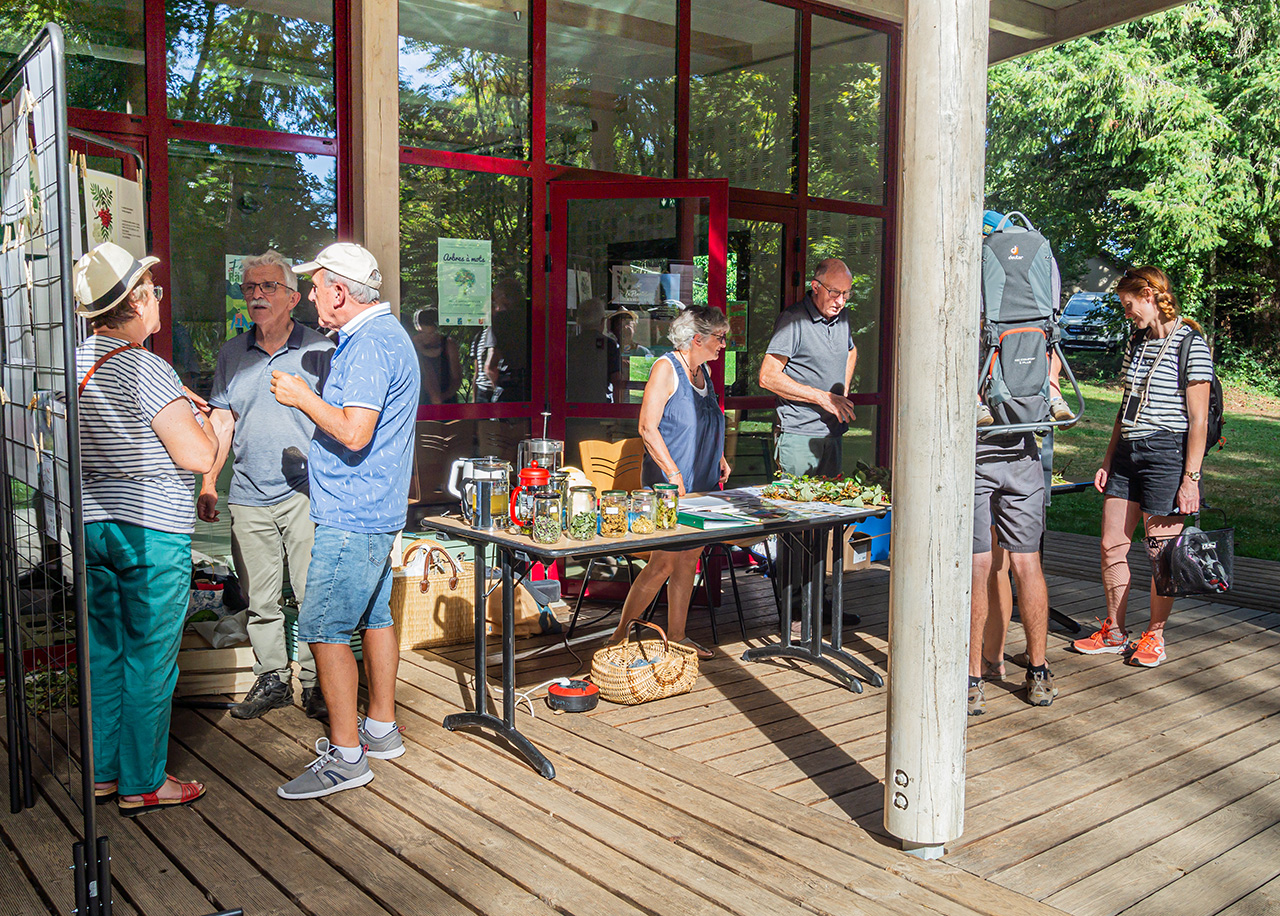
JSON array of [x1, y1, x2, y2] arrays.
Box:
[[600, 508, 627, 537], [629, 516, 656, 535], [568, 511, 597, 539]]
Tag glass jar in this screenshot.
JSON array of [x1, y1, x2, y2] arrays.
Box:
[[599, 490, 629, 538], [550, 470, 570, 527], [531, 490, 563, 545], [654, 483, 679, 530], [629, 490, 657, 535], [567, 486, 598, 540]]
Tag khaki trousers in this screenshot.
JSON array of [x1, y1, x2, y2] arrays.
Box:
[[230, 492, 317, 687]]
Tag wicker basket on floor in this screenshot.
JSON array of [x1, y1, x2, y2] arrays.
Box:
[[390, 539, 476, 651], [591, 620, 699, 705]]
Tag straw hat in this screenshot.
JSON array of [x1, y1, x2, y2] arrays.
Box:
[[294, 242, 381, 290], [72, 243, 160, 318]]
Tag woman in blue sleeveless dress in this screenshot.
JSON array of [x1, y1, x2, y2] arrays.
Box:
[[606, 306, 731, 659]]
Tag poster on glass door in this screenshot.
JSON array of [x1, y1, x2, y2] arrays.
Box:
[[437, 238, 491, 326]]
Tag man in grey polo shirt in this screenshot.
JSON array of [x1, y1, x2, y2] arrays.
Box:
[[198, 250, 334, 720], [759, 258, 858, 478]]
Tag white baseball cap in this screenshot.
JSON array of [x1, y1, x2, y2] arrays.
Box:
[[294, 242, 381, 290], [72, 242, 160, 318]]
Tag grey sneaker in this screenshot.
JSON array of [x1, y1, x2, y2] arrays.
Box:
[[231, 673, 292, 720], [977, 403, 994, 428], [968, 679, 985, 717], [357, 718, 405, 760], [277, 738, 373, 799], [1026, 667, 1059, 707], [1050, 396, 1075, 425]]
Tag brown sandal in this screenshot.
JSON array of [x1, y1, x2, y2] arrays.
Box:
[[118, 776, 205, 817]]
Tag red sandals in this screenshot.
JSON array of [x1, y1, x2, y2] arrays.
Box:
[[117, 776, 206, 817]]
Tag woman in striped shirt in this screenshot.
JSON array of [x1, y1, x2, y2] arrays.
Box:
[[1073, 267, 1213, 668], [74, 243, 219, 815]]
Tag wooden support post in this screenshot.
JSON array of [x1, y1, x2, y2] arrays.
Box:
[[883, 0, 990, 858], [349, 0, 400, 312]]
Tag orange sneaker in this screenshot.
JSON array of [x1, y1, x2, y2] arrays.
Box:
[[1072, 619, 1129, 655], [1128, 630, 1166, 667]]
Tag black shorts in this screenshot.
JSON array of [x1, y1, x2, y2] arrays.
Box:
[[1104, 431, 1199, 516]]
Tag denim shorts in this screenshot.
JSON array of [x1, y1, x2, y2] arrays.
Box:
[[1105, 431, 1198, 517], [297, 525, 398, 644]]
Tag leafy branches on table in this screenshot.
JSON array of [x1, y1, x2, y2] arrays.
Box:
[[761, 463, 891, 508]]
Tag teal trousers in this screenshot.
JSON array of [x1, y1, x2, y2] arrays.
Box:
[[84, 521, 190, 795]]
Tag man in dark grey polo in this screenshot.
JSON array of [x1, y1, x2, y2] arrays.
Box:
[[759, 258, 858, 478], [198, 250, 334, 720]]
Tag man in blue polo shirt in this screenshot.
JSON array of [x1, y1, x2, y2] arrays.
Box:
[[269, 243, 420, 800], [199, 250, 334, 721], [759, 257, 858, 477]]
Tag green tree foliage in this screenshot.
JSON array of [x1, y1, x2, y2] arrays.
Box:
[[986, 1, 1280, 368]]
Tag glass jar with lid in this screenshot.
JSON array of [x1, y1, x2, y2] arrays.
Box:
[[599, 490, 629, 538], [531, 490, 563, 545], [654, 483, 679, 530], [567, 486, 598, 540], [629, 490, 657, 535]]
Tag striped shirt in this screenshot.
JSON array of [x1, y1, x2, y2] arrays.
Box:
[[76, 335, 201, 533], [1121, 324, 1214, 441]]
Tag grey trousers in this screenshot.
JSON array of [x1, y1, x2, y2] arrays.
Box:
[[230, 492, 317, 688], [775, 431, 843, 478]]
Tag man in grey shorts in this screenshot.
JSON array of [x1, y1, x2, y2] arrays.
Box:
[[759, 258, 858, 477], [198, 250, 334, 720], [969, 433, 1056, 714]]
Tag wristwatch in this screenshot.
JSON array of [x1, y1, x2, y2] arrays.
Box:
[[1184, 470, 1202, 482]]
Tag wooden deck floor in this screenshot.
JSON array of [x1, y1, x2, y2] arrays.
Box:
[[3, 533, 1279, 916]]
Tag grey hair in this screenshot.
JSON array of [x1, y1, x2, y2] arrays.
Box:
[[667, 305, 729, 351], [241, 250, 298, 291], [322, 268, 381, 304]]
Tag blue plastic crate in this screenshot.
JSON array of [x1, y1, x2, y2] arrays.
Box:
[[850, 510, 891, 562], [284, 607, 361, 661]]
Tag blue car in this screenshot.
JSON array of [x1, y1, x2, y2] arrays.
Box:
[[1059, 292, 1123, 351]]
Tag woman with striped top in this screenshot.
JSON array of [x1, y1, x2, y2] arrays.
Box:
[[1073, 267, 1213, 667], [74, 243, 219, 815]]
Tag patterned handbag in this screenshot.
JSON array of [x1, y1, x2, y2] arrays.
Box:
[[590, 620, 699, 705], [1149, 509, 1233, 598]]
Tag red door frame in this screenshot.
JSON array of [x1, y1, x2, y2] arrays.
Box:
[[547, 177, 729, 442]]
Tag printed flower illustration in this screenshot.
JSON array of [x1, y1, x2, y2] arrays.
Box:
[[90, 184, 114, 241], [454, 268, 476, 294]]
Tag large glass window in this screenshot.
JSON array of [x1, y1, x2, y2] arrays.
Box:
[[400, 166, 532, 405], [689, 0, 796, 193], [0, 0, 145, 113], [398, 0, 530, 158], [807, 211, 882, 395], [167, 141, 337, 393], [808, 19, 888, 204], [724, 216, 786, 398], [547, 0, 677, 177], [166, 0, 335, 135]]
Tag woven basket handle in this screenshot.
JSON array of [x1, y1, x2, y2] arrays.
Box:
[[402, 541, 461, 594], [626, 618, 670, 650]]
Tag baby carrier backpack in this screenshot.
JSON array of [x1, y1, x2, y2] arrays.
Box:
[[979, 211, 1083, 435]]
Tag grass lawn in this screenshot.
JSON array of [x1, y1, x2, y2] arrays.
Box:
[[1048, 380, 1280, 561]]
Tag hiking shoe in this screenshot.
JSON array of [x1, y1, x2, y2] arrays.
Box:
[[302, 685, 328, 721], [1050, 396, 1074, 423], [968, 679, 986, 717], [1025, 667, 1058, 706], [1072, 619, 1129, 655], [977, 403, 994, 428], [1128, 630, 1167, 667], [230, 673, 292, 720], [277, 738, 372, 799], [357, 718, 405, 760]]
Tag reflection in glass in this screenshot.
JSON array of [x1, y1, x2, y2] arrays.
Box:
[[564, 196, 710, 404], [547, 0, 676, 177], [167, 141, 336, 394], [689, 0, 796, 193], [807, 211, 882, 395], [166, 0, 335, 135], [399, 0, 529, 158], [0, 0, 145, 113], [409, 417, 529, 511], [724, 218, 783, 398], [808, 20, 888, 204], [841, 405, 878, 471], [400, 166, 532, 405]]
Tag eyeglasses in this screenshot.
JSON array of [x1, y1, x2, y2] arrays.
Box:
[[814, 279, 852, 301], [240, 280, 292, 296], [701, 332, 728, 344], [151, 285, 163, 302]]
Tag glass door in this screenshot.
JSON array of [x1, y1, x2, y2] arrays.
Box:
[[548, 179, 728, 466]]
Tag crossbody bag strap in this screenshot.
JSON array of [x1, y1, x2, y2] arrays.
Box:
[[77, 342, 143, 397]]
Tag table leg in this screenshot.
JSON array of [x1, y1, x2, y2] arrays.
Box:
[[443, 544, 556, 780]]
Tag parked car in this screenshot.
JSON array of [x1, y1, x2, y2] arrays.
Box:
[[1059, 291, 1124, 351]]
